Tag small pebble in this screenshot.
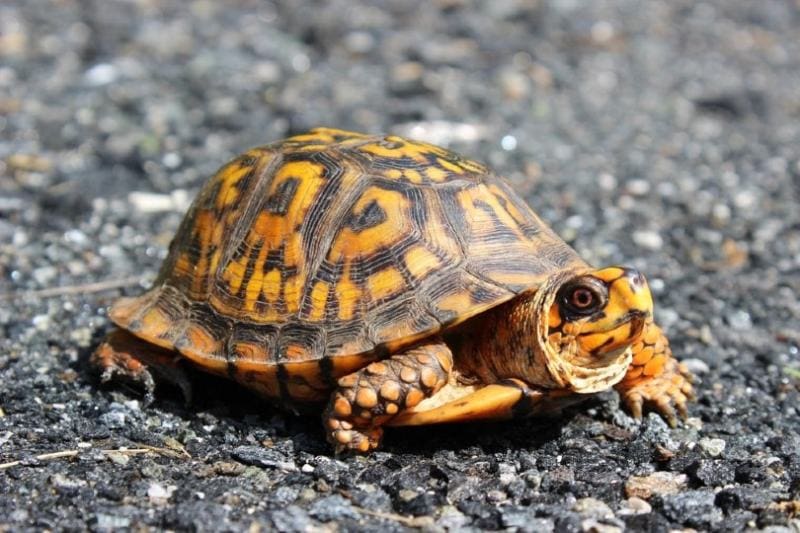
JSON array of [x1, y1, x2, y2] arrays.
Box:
[[698, 437, 726, 457], [632, 230, 663, 250]]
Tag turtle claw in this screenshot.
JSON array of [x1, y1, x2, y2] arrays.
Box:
[[618, 360, 693, 427], [91, 329, 193, 407], [326, 419, 383, 454]]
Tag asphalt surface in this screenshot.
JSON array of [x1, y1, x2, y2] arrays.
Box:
[[1, 0, 799, 531]]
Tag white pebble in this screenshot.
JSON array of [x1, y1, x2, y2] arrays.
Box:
[[85, 63, 118, 86], [633, 230, 663, 250], [699, 437, 726, 457]]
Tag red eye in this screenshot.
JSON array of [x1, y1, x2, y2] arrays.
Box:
[[559, 278, 607, 317], [570, 288, 595, 309]]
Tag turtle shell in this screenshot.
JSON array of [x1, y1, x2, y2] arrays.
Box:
[[109, 128, 586, 403]]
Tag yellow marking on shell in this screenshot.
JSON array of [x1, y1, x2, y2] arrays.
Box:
[[423, 191, 462, 257], [458, 157, 487, 174], [222, 253, 248, 295], [139, 307, 171, 338], [401, 169, 424, 183], [220, 160, 326, 320], [360, 141, 409, 160], [458, 185, 526, 240], [330, 188, 410, 259], [367, 266, 405, 301], [214, 159, 253, 210], [233, 342, 269, 363], [335, 263, 361, 322], [404, 246, 442, 279], [437, 157, 465, 175], [384, 168, 403, 180], [260, 268, 281, 304], [424, 165, 450, 182], [178, 325, 223, 368], [284, 343, 310, 361], [190, 210, 218, 297], [174, 253, 193, 279], [488, 185, 528, 225], [437, 291, 473, 313], [244, 246, 270, 312], [307, 280, 330, 321]]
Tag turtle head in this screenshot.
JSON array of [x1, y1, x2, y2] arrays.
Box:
[[535, 267, 653, 393]]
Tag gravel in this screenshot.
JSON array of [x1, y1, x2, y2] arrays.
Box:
[[2, 0, 800, 530]]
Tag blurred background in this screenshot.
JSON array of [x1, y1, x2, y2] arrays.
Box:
[[1, 1, 799, 530]]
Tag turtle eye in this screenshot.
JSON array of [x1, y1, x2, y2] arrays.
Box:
[[559, 279, 607, 318]]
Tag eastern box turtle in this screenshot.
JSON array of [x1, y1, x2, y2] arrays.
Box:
[[93, 128, 694, 452]]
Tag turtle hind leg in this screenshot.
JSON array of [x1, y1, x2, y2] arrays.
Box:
[[322, 337, 453, 453], [91, 329, 193, 406]]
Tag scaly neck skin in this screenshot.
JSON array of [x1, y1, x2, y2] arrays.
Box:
[[452, 273, 633, 393], [454, 288, 564, 389]]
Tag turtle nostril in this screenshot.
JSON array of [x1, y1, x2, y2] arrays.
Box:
[[624, 268, 645, 289]]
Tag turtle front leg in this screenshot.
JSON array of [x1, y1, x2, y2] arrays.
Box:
[[91, 329, 192, 405], [322, 338, 453, 453], [615, 320, 694, 426]]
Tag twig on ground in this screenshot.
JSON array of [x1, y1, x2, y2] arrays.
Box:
[[0, 276, 149, 301], [351, 506, 435, 527], [0, 443, 190, 470]]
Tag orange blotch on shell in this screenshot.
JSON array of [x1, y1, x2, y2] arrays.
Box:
[[306, 280, 330, 321], [183, 325, 221, 355], [385, 403, 399, 415], [334, 263, 361, 322], [436, 291, 473, 314], [233, 342, 269, 363], [423, 165, 450, 182], [222, 254, 248, 295], [437, 157, 465, 175], [401, 169, 424, 183], [367, 266, 405, 302], [284, 343, 311, 362], [261, 269, 282, 304], [404, 246, 442, 280], [383, 168, 403, 180], [138, 307, 172, 338]]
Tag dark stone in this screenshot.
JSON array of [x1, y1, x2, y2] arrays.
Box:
[[688, 459, 736, 487], [656, 490, 723, 528], [308, 495, 360, 522]]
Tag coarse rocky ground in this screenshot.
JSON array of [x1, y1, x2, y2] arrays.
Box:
[[1, 0, 799, 531]]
